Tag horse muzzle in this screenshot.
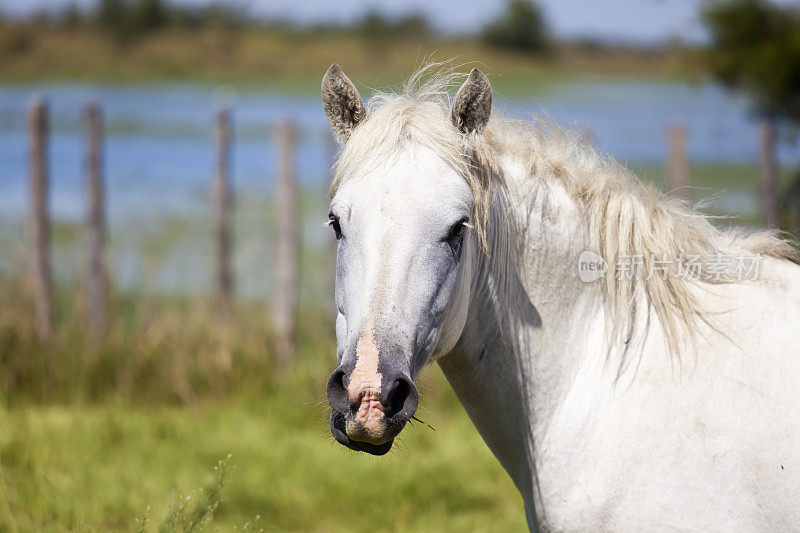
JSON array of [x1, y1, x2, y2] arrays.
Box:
[[327, 365, 418, 456]]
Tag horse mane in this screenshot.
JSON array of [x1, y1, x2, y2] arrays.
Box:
[[480, 115, 797, 370], [330, 65, 799, 368]]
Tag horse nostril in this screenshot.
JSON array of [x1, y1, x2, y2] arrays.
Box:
[[326, 367, 350, 414], [384, 375, 418, 419], [386, 378, 408, 417]]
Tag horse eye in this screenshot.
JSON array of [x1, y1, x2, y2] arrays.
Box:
[[447, 218, 469, 241], [328, 213, 342, 240]]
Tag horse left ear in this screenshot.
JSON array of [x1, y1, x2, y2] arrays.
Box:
[[451, 68, 492, 134], [322, 63, 366, 143]]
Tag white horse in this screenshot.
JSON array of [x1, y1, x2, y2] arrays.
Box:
[[321, 63, 800, 531]]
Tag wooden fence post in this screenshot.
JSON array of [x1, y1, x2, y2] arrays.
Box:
[[28, 97, 53, 339], [758, 120, 779, 229], [272, 120, 298, 368], [85, 101, 109, 334], [666, 125, 689, 200], [215, 107, 234, 319]]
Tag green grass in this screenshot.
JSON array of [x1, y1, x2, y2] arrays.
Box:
[[0, 356, 525, 531]]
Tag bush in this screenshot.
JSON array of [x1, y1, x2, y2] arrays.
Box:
[[354, 10, 431, 41], [482, 0, 550, 54], [703, 0, 800, 122], [0, 276, 334, 405]]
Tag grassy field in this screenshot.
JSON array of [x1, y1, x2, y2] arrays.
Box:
[[0, 379, 526, 531], [0, 281, 525, 532], [0, 24, 697, 94]]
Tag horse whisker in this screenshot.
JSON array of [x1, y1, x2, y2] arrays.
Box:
[[411, 415, 435, 431]]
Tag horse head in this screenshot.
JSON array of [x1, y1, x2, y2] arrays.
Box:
[[321, 64, 492, 454]]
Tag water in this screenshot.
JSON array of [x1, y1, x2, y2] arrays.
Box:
[[2, 80, 798, 221], [503, 81, 798, 164], [0, 80, 796, 295]]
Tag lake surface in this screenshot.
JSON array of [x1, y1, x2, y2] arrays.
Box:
[[0, 80, 797, 295], [2, 80, 799, 222]]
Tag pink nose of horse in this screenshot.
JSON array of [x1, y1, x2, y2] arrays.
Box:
[[348, 384, 385, 443], [327, 367, 418, 449]]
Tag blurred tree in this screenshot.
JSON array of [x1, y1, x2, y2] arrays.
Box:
[[96, 0, 130, 42], [703, 0, 800, 228], [198, 3, 244, 29], [394, 14, 430, 39], [132, 0, 167, 32], [355, 11, 430, 40], [704, 0, 800, 122], [355, 10, 391, 60], [355, 10, 392, 41], [31, 10, 53, 27], [95, 0, 170, 44], [59, 3, 83, 28], [97, 0, 126, 30], [154, 2, 242, 29], [482, 0, 549, 54]]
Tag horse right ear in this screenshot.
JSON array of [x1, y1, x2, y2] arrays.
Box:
[[451, 68, 492, 134], [322, 63, 366, 143]]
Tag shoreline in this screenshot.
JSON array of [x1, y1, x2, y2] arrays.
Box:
[[0, 25, 700, 96]]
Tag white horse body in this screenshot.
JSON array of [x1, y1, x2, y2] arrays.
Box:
[[321, 64, 800, 530], [441, 158, 800, 530]]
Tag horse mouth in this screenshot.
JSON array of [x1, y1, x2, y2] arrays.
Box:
[[330, 412, 394, 456]]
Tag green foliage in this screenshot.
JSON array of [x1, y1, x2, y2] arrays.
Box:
[[703, 0, 800, 122], [136, 509, 150, 533], [354, 10, 430, 41], [58, 3, 84, 28], [157, 456, 229, 533], [133, 0, 168, 33], [482, 0, 550, 54], [172, 3, 242, 29], [97, 0, 126, 30], [94, 0, 243, 43], [393, 14, 430, 38]]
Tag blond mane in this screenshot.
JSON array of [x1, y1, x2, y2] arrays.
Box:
[[330, 66, 798, 365]]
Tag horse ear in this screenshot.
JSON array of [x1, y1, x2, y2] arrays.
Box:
[[322, 63, 366, 143], [451, 68, 492, 134]]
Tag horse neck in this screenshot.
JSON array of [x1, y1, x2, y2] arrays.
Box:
[[440, 170, 607, 516], [484, 171, 608, 421]]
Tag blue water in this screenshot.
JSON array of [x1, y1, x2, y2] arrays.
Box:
[[0, 84, 332, 222], [1, 80, 797, 296], [1, 80, 798, 224]]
